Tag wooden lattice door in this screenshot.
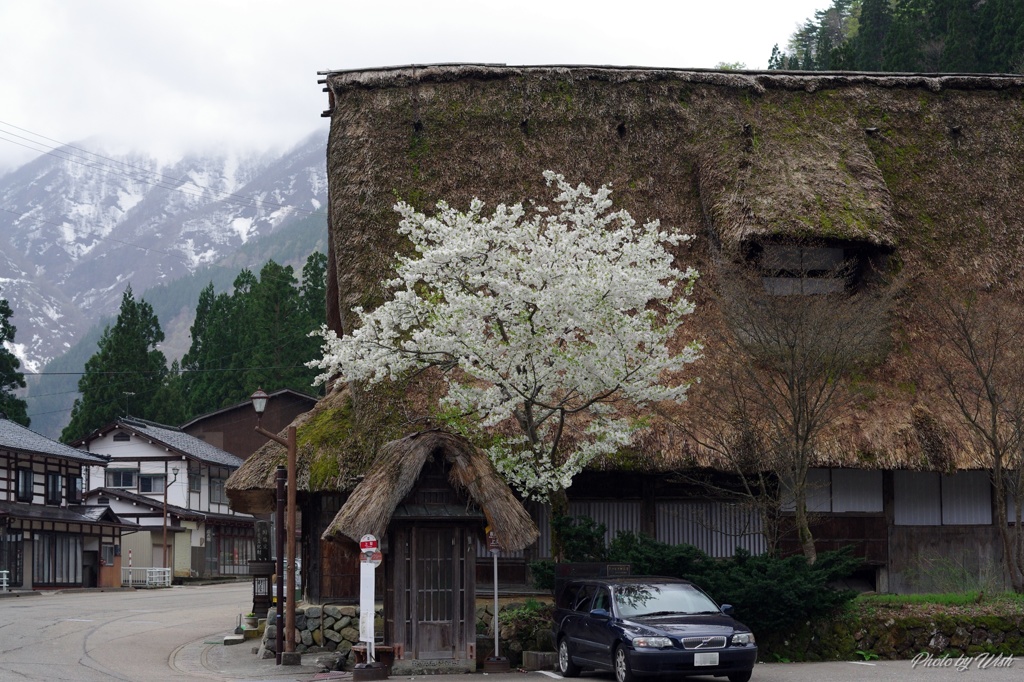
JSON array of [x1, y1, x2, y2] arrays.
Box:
[[414, 527, 459, 659]]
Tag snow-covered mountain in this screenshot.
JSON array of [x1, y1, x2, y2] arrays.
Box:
[[0, 133, 328, 373]]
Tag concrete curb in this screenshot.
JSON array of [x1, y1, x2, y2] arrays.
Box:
[[0, 591, 41, 599]]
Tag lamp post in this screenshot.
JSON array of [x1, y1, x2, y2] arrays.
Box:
[[251, 388, 298, 665], [162, 465, 180, 570]]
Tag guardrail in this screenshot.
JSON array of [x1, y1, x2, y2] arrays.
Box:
[[121, 567, 171, 588]]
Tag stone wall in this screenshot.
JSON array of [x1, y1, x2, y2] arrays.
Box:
[[259, 604, 376, 660], [766, 611, 1024, 662]]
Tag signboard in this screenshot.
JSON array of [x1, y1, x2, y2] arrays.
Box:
[[359, 534, 382, 660], [359, 534, 379, 555], [359, 562, 376, 645], [487, 530, 501, 554], [254, 521, 271, 562], [361, 550, 383, 567]]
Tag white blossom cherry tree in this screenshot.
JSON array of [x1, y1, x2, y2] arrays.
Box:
[[310, 171, 701, 508]]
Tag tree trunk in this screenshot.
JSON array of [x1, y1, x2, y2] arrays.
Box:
[[549, 487, 570, 563], [793, 487, 817, 565], [993, 478, 1024, 593]]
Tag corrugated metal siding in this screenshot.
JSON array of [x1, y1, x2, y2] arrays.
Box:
[[568, 501, 642, 544], [781, 468, 832, 512], [894, 471, 941, 526], [656, 501, 765, 557], [525, 502, 641, 560], [521, 500, 763, 560], [832, 469, 883, 512], [941, 471, 991, 525]]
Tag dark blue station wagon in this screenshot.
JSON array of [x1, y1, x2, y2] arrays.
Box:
[[553, 577, 757, 682]]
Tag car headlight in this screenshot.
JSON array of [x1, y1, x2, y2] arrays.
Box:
[[732, 632, 755, 646], [633, 637, 673, 649]]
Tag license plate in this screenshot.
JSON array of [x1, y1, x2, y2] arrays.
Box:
[[694, 652, 719, 667]]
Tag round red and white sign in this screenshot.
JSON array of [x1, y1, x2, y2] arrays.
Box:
[[361, 550, 383, 567], [359, 534, 378, 554]]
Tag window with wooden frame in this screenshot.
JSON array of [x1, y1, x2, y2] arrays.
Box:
[[139, 474, 165, 494], [45, 472, 63, 505], [16, 468, 34, 502], [209, 476, 228, 504], [105, 469, 137, 489], [66, 474, 83, 504]]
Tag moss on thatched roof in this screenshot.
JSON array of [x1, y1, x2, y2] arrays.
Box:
[[226, 385, 396, 513], [228, 64, 1024, 505]]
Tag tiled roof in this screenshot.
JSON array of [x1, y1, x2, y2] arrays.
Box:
[[179, 388, 317, 429], [116, 418, 244, 468], [0, 418, 107, 465], [86, 487, 251, 524], [0, 499, 134, 528]]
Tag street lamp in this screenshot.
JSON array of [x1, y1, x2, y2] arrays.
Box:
[[251, 388, 298, 665], [162, 466, 180, 570]]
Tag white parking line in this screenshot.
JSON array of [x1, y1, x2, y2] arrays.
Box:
[[536, 672, 564, 679]]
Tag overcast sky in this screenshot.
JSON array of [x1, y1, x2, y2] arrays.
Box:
[[0, 0, 828, 174]]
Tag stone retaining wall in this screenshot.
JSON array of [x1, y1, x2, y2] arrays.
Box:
[[259, 604, 377, 660], [765, 612, 1024, 662]]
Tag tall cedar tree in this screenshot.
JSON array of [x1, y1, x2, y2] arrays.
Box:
[[181, 254, 327, 418], [856, 0, 893, 70], [62, 287, 167, 442], [0, 294, 29, 425], [769, 0, 1024, 73]]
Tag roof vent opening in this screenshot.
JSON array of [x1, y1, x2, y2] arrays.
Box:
[[746, 241, 887, 295]]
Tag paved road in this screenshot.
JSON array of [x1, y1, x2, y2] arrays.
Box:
[[1, 585, 1018, 682], [0, 582, 315, 681], [403, 658, 1018, 682]]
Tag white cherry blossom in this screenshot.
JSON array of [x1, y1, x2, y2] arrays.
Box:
[[310, 171, 701, 500]]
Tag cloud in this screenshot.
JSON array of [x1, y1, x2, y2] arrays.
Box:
[[0, 0, 825, 172]]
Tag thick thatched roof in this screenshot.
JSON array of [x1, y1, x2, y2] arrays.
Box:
[[321, 429, 538, 552], [303, 64, 1024, 475], [229, 65, 1024, 515]]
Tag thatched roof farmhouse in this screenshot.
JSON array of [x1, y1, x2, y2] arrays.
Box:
[[229, 65, 1024, 595]]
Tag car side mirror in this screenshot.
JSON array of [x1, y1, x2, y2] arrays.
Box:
[[589, 608, 611, 620], [720, 604, 735, 616]]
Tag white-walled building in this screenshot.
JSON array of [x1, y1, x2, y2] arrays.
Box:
[[74, 417, 255, 578], [1, 416, 133, 589]]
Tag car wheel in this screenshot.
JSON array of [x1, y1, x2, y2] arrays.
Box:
[[614, 645, 634, 682], [558, 638, 581, 678], [728, 672, 752, 682]]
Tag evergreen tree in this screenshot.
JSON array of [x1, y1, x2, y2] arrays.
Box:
[[0, 294, 29, 426], [855, 0, 893, 70], [883, 0, 930, 71], [62, 286, 168, 442], [940, 0, 979, 72], [300, 251, 328, 326], [244, 261, 302, 393], [181, 280, 249, 414], [180, 253, 328, 420], [148, 360, 189, 426]]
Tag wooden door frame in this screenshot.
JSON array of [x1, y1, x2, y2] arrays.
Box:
[[387, 523, 477, 663]]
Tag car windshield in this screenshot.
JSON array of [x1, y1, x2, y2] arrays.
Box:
[[613, 584, 720, 618]]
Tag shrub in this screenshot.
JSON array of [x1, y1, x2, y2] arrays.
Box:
[[607, 529, 860, 638], [497, 599, 555, 662], [529, 559, 556, 591], [553, 514, 608, 561]]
